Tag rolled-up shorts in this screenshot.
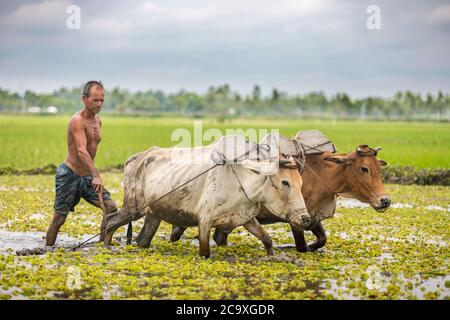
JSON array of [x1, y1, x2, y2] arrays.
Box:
[[54, 163, 112, 215]]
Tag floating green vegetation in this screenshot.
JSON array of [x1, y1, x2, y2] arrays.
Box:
[[0, 174, 449, 299]]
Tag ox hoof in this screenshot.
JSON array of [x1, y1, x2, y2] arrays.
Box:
[[307, 244, 325, 252], [213, 238, 228, 246], [214, 239, 227, 246], [213, 232, 228, 246], [136, 239, 151, 248], [169, 233, 182, 243]]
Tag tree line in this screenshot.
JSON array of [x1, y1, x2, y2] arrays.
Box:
[[0, 84, 449, 120]]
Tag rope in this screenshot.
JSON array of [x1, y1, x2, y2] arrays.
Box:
[[303, 162, 339, 197], [228, 161, 254, 203], [299, 140, 334, 154], [71, 142, 265, 251]]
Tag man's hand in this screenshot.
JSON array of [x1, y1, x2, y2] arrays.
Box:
[[92, 175, 103, 194]]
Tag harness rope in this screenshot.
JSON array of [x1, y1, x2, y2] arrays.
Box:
[[71, 140, 383, 252], [71, 143, 268, 251], [299, 140, 334, 154], [70, 162, 221, 251]]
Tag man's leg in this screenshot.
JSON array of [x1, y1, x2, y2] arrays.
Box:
[[49, 163, 78, 246], [45, 212, 67, 246]]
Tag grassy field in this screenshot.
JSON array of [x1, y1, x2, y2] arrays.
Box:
[[0, 174, 448, 299], [0, 114, 449, 300], [0, 115, 449, 170]]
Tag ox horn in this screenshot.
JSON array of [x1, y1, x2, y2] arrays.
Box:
[[295, 159, 305, 175], [357, 144, 377, 156], [356, 145, 369, 153], [374, 147, 382, 153], [279, 159, 297, 169]]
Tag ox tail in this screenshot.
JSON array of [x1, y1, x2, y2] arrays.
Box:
[[126, 222, 133, 245]]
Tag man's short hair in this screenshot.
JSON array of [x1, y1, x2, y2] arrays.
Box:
[[82, 81, 104, 98]]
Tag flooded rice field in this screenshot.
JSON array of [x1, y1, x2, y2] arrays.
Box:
[[0, 174, 448, 300]]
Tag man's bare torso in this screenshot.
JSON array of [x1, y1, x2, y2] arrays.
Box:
[[64, 111, 102, 176]]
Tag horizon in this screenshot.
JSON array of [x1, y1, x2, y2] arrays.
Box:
[[1, 84, 448, 101]]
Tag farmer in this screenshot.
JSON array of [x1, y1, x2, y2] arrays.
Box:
[[45, 81, 118, 246]]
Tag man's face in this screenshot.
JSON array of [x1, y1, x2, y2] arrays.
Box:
[[82, 86, 105, 114]]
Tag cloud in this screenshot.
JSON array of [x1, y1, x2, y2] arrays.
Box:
[[88, 18, 132, 34], [0, 0, 71, 31], [427, 4, 450, 25], [141, 1, 216, 22], [136, 0, 332, 29]]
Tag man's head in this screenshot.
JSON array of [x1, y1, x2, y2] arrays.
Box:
[[82, 81, 105, 114]]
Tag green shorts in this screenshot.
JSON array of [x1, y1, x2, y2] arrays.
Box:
[[53, 163, 112, 215]]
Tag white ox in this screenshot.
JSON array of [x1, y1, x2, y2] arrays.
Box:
[[104, 135, 311, 257]]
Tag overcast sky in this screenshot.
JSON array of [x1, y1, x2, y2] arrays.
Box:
[[1, 0, 449, 97]]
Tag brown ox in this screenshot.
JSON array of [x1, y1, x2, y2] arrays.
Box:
[[170, 144, 391, 252]]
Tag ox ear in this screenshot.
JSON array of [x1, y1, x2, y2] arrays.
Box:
[[324, 155, 354, 166], [240, 159, 279, 176], [378, 159, 388, 166]]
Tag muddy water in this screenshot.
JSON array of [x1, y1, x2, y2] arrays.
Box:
[[0, 229, 96, 254], [323, 273, 450, 300], [337, 199, 450, 212]]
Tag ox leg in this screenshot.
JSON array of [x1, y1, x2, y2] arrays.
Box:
[[85, 199, 118, 243], [307, 222, 327, 252], [135, 225, 144, 245], [213, 228, 230, 246], [290, 224, 307, 252], [136, 215, 161, 248], [170, 226, 187, 242], [198, 218, 212, 258], [100, 200, 118, 242], [243, 218, 274, 256], [103, 208, 131, 246]]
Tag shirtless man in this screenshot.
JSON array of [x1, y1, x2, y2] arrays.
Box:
[[45, 81, 118, 246]]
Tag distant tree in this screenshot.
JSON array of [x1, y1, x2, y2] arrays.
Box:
[[252, 85, 261, 101]]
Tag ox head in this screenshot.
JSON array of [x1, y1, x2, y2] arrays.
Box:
[[324, 145, 391, 212], [241, 156, 311, 229]]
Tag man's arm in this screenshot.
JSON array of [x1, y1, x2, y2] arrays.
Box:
[[70, 117, 103, 193]]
